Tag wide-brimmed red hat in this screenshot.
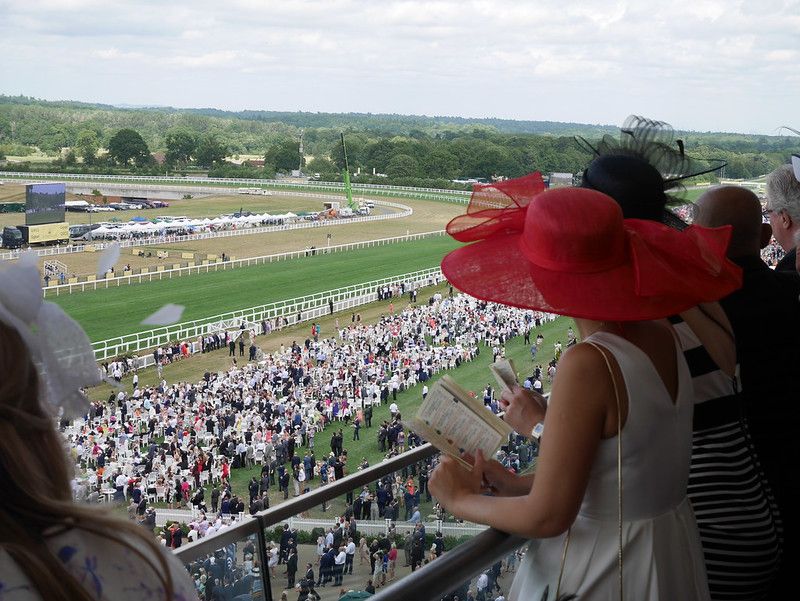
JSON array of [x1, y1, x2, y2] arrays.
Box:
[[442, 181, 742, 321]]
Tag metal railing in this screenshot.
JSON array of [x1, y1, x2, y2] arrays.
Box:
[[91, 266, 444, 360], [173, 443, 524, 601], [42, 229, 443, 296], [174, 444, 434, 562], [371, 530, 525, 601], [0, 198, 413, 261]]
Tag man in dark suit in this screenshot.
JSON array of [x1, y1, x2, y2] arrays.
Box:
[[317, 547, 334, 586], [286, 547, 298, 588], [411, 523, 425, 571], [696, 186, 800, 594], [278, 523, 291, 564]]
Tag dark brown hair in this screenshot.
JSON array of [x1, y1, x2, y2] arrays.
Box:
[[0, 321, 176, 600]]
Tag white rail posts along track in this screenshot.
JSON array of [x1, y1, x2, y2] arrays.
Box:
[[91, 266, 444, 361], [42, 230, 446, 297], [0, 196, 413, 261], [0, 171, 471, 203]]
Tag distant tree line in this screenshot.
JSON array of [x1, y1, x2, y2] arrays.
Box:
[[0, 95, 796, 182]]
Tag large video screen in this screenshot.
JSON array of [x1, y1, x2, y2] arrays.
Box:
[[26, 183, 66, 225]]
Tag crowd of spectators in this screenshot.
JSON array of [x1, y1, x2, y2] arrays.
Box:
[[65, 294, 547, 536]]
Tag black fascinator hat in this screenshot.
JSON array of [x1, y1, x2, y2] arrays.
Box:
[[578, 115, 727, 229]]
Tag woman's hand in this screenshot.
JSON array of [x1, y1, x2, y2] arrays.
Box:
[[472, 451, 530, 497], [428, 455, 483, 515], [499, 385, 547, 435]]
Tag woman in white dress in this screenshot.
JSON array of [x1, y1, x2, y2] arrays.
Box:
[[430, 183, 742, 600], [267, 543, 279, 576]]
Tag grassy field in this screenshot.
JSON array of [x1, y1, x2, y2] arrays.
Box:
[[53, 236, 460, 340]]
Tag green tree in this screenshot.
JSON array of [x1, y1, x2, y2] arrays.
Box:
[[194, 134, 227, 167], [330, 133, 367, 170], [423, 146, 460, 179], [165, 128, 197, 168], [364, 139, 396, 172], [386, 154, 419, 179], [63, 149, 77, 166], [306, 156, 337, 174], [467, 143, 521, 178], [265, 138, 302, 172], [108, 128, 150, 166], [39, 123, 75, 154], [0, 115, 11, 141], [75, 129, 100, 165]]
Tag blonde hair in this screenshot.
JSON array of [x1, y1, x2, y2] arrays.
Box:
[[0, 322, 175, 600]]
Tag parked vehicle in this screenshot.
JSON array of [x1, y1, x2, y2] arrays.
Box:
[[2, 223, 69, 247], [69, 223, 101, 241], [1, 226, 23, 249]]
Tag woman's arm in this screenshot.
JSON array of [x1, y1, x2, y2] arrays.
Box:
[[429, 343, 611, 539], [476, 457, 535, 497], [677, 302, 736, 377]]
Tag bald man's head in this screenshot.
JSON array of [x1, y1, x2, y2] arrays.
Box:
[[694, 186, 771, 258]]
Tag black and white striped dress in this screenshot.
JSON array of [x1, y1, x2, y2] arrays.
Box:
[[670, 316, 782, 600]]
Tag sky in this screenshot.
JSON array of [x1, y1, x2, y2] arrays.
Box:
[[1, 0, 798, 135]]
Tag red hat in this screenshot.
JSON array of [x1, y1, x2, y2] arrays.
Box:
[[442, 181, 742, 321]]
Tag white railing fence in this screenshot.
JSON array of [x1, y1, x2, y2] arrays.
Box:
[[92, 266, 444, 361], [154, 508, 249, 528], [0, 171, 472, 201], [283, 516, 487, 538], [152, 510, 486, 537]]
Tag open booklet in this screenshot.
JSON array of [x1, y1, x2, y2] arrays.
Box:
[[488, 357, 518, 393], [411, 367, 515, 470]]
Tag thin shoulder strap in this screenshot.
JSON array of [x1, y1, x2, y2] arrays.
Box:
[[585, 341, 624, 601]]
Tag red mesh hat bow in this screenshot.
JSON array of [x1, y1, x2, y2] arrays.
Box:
[[446, 172, 546, 243], [442, 184, 743, 322]]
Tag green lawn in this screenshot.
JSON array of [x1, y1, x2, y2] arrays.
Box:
[[52, 236, 460, 340]]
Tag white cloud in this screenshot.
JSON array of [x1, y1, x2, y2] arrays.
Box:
[[180, 30, 205, 40], [0, 0, 798, 133], [92, 47, 145, 60], [165, 51, 240, 68], [765, 49, 798, 62]]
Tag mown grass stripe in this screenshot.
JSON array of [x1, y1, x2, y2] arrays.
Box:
[[54, 236, 460, 340]]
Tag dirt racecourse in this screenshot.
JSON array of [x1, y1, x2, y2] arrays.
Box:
[[1, 190, 464, 277]]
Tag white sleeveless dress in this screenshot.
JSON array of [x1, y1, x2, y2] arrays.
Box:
[[509, 332, 710, 601]]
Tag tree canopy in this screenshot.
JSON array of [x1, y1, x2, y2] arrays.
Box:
[[264, 138, 302, 173], [1, 96, 796, 182], [108, 128, 151, 166], [165, 128, 197, 168]]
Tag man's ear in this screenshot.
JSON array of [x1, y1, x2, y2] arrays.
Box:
[[777, 210, 793, 231], [760, 223, 773, 250]]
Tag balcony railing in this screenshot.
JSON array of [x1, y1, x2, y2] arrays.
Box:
[[174, 442, 526, 601]]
